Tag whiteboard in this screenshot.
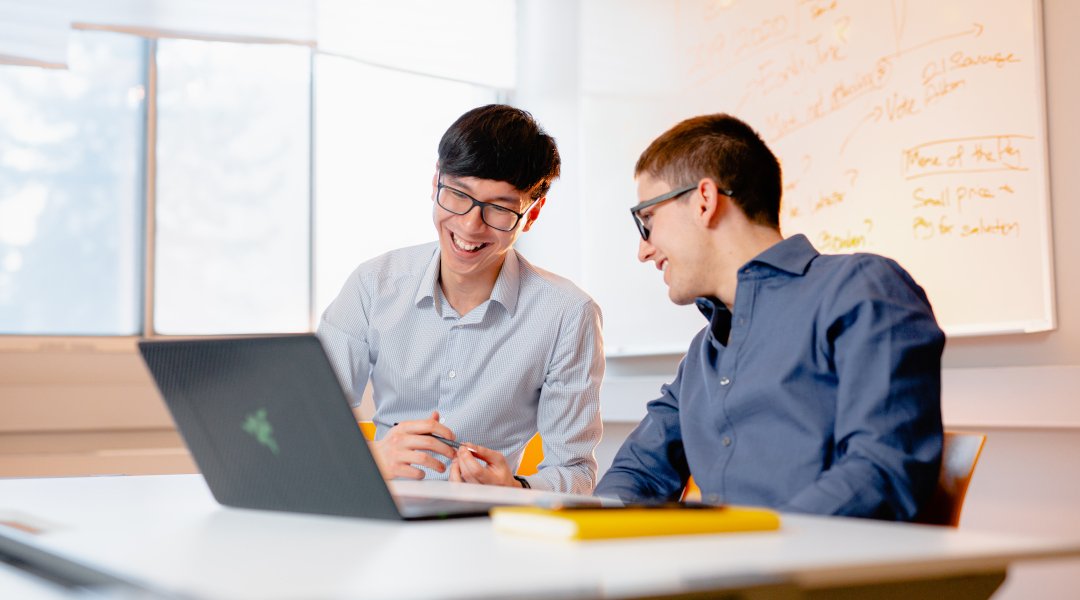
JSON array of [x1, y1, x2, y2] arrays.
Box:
[[579, 0, 1055, 355]]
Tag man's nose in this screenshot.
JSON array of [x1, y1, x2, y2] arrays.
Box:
[[459, 204, 486, 230], [638, 237, 655, 264]]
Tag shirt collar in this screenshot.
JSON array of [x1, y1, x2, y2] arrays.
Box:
[[488, 248, 520, 317], [413, 247, 521, 318], [415, 246, 443, 307], [745, 233, 819, 276], [694, 234, 819, 322], [695, 295, 725, 320]]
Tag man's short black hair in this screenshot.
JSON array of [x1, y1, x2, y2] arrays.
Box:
[[438, 104, 560, 200], [635, 114, 782, 229]]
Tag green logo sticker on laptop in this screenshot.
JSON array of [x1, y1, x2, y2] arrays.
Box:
[[242, 408, 280, 455]]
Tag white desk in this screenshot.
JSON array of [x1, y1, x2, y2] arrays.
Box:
[[0, 474, 1077, 600]]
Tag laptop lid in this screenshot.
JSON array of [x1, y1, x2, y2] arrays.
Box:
[[139, 335, 409, 520]]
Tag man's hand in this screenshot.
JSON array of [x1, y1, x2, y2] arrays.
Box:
[[369, 411, 457, 480], [447, 443, 522, 488]]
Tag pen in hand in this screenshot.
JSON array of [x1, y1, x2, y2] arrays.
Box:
[[391, 422, 473, 452], [425, 433, 473, 452]]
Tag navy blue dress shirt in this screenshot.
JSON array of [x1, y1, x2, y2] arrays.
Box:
[[595, 234, 945, 520]]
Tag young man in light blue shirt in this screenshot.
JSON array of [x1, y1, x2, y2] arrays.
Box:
[[318, 105, 603, 494]]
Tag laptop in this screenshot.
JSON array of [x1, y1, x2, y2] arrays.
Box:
[[138, 334, 516, 520]]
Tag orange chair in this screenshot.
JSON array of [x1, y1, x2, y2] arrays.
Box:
[[358, 422, 544, 477], [516, 433, 544, 476], [682, 431, 985, 525], [915, 431, 986, 527], [681, 476, 701, 502], [358, 421, 377, 441]]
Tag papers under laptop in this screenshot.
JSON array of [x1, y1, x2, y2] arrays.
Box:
[[390, 480, 606, 517], [138, 334, 604, 521]]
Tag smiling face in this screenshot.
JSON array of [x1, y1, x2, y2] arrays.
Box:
[[432, 171, 540, 285], [635, 173, 712, 306]]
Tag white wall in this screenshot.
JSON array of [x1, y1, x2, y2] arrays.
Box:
[[511, 0, 583, 283]]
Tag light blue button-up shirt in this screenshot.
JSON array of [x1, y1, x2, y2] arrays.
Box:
[[317, 242, 604, 493]]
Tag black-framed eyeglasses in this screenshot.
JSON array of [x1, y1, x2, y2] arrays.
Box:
[[434, 170, 535, 232], [629, 184, 733, 241]]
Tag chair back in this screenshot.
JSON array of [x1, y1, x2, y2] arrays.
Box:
[[358, 421, 377, 440], [680, 431, 986, 523], [681, 476, 701, 502], [914, 431, 986, 527], [517, 433, 544, 476]]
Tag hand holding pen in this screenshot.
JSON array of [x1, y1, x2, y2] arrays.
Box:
[[369, 411, 457, 480], [448, 441, 523, 489], [374, 412, 522, 488]]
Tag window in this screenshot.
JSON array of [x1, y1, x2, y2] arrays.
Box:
[[0, 29, 502, 339], [154, 39, 312, 335], [0, 30, 314, 339], [0, 30, 145, 335]]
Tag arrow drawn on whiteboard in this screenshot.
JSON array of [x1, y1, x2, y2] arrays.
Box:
[[838, 21, 985, 155], [840, 107, 883, 154], [885, 23, 985, 61]]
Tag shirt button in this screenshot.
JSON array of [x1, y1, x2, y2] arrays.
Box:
[[708, 493, 720, 503], [739, 318, 744, 324], [449, 370, 456, 378], [439, 416, 446, 424], [723, 437, 732, 446], [720, 377, 730, 386]]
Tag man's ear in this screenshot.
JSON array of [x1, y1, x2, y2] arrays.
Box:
[[695, 178, 726, 229], [521, 197, 546, 232], [431, 161, 440, 201]]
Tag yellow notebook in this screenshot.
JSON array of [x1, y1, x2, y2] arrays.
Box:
[[490, 505, 780, 541]]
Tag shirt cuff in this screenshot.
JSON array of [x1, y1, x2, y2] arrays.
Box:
[[519, 474, 552, 492]]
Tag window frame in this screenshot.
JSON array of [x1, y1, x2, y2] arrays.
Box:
[[0, 25, 509, 352], [0, 27, 318, 350]]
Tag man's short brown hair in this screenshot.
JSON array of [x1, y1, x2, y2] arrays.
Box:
[[634, 114, 782, 229]]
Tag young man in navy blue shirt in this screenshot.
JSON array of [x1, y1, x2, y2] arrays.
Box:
[[594, 114, 944, 520]]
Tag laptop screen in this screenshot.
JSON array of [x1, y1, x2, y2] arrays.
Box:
[[140, 335, 402, 520]]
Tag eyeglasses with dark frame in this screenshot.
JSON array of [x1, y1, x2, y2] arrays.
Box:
[[434, 170, 536, 232], [629, 183, 734, 241]]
